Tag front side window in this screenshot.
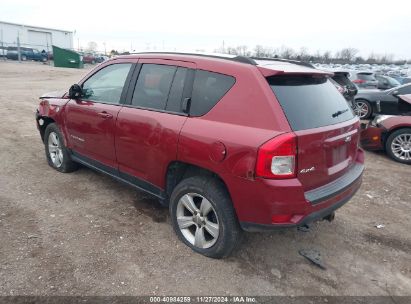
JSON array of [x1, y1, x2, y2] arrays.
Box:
[[82, 63, 132, 104], [132, 64, 177, 110]]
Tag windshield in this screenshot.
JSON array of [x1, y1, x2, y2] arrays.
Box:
[[386, 83, 411, 93], [387, 77, 401, 86], [268, 75, 355, 131]]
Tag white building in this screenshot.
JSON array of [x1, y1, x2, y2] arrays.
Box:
[[0, 21, 73, 51]]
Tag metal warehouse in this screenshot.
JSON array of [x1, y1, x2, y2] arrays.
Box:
[[0, 20, 73, 51]]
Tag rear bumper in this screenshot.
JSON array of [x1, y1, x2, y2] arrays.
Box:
[[241, 175, 361, 231], [360, 124, 385, 150], [231, 150, 364, 232]]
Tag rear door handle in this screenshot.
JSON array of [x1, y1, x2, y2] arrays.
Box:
[[97, 111, 113, 119]]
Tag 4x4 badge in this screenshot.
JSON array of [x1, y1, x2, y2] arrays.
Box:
[[300, 167, 315, 174]]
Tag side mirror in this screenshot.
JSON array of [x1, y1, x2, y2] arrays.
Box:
[[68, 84, 83, 99], [392, 90, 399, 97]]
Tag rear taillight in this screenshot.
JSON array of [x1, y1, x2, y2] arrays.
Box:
[[352, 79, 365, 84], [256, 133, 297, 179]]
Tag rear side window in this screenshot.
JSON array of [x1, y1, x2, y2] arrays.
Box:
[[268, 75, 355, 131], [357, 73, 376, 81], [166, 67, 188, 113], [190, 70, 235, 116], [132, 64, 177, 110]]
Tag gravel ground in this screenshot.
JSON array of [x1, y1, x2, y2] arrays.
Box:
[[0, 60, 410, 296]]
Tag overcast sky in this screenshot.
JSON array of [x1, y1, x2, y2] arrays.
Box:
[[1, 0, 410, 58]]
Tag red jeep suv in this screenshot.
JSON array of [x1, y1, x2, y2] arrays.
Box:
[[36, 53, 364, 258]]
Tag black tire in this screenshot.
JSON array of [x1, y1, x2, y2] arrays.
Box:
[[385, 128, 411, 164], [169, 176, 242, 258], [355, 99, 372, 119], [44, 123, 78, 172]]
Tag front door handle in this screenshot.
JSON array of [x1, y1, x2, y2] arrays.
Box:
[[97, 111, 113, 119]]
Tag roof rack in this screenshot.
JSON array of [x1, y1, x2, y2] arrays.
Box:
[[130, 51, 312, 68]]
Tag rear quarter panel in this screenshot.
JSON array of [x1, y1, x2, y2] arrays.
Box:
[[178, 63, 291, 212]]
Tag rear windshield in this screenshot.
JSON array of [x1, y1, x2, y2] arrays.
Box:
[[268, 75, 355, 131], [357, 73, 376, 81]]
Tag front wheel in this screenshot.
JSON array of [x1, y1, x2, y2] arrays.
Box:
[[354, 99, 372, 119], [385, 128, 411, 164], [169, 176, 242, 258], [44, 123, 78, 172]]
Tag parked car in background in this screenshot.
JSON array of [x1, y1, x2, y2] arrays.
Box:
[[81, 53, 96, 64], [6, 47, 47, 62], [361, 106, 411, 164], [354, 83, 411, 118], [402, 77, 411, 85], [375, 74, 401, 90], [348, 71, 378, 89], [95, 55, 109, 63], [35, 53, 364, 258], [0, 47, 7, 58], [329, 71, 358, 109]]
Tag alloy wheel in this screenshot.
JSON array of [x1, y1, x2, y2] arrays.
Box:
[[391, 133, 411, 161], [48, 132, 63, 168], [176, 193, 220, 249], [354, 101, 369, 118]]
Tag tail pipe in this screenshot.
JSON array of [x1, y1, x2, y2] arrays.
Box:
[[323, 212, 335, 222]]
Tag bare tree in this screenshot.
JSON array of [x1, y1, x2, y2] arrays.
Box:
[[337, 48, 358, 62], [86, 41, 98, 53], [296, 47, 309, 61], [278, 46, 294, 59], [254, 45, 265, 57], [323, 50, 332, 63]]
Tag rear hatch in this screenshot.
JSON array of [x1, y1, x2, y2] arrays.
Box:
[[267, 74, 360, 191]]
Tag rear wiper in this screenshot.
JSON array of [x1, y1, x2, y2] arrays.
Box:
[[332, 109, 348, 118]]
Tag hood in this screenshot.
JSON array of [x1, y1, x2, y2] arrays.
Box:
[[40, 90, 67, 99]]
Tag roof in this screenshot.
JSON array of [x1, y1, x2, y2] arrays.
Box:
[[0, 20, 73, 33], [123, 52, 331, 76]]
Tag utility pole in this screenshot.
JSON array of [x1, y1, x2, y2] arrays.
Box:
[[17, 32, 21, 63]]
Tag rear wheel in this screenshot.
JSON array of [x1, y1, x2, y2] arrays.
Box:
[[44, 123, 78, 172], [21, 55, 27, 61], [385, 128, 411, 164], [354, 99, 372, 119], [169, 176, 242, 258]]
